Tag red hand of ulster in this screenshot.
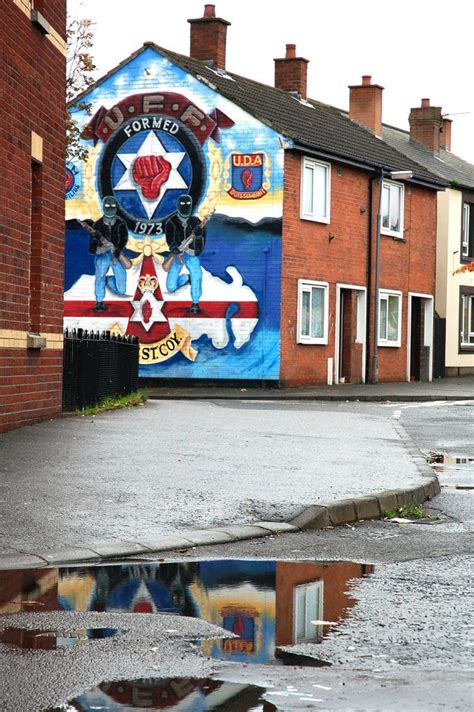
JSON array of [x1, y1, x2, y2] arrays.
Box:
[[132, 155, 172, 200]]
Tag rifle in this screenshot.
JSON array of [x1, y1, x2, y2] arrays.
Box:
[[79, 219, 132, 270], [162, 213, 211, 273]]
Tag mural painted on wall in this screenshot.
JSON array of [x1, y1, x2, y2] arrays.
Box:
[[65, 47, 283, 379]]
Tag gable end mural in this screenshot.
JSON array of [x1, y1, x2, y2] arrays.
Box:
[[65, 48, 283, 380]]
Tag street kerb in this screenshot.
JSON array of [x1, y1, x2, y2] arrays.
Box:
[[0, 419, 440, 568]]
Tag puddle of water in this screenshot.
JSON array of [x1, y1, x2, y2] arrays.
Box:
[[428, 453, 474, 489], [0, 559, 373, 667], [0, 626, 118, 651], [50, 678, 272, 711]]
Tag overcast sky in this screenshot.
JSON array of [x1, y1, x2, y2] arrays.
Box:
[[68, 0, 474, 164]]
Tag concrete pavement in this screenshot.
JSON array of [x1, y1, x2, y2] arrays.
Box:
[[0, 395, 442, 568], [144, 375, 474, 401]]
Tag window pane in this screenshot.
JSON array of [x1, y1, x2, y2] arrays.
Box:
[[470, 296, 474, 343], [310, 287, 324, 338], [295, 589, 305, 641], [389, 185, 401, 232], [463, 204, 471, 256], [379, 297, 387, 340], [387, 295, 399, 341], [303, 165, 314, 214], [301, 290, 310, 336], [382, 186, 390, 228], [462, 296, 469, 343], [313, 163, 327, 218]]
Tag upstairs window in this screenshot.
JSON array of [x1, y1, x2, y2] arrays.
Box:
[[378, 290, 402, 346], [461, 202, 473, 260], [382, 180, 404, 238], [301, 157, 330, 223]]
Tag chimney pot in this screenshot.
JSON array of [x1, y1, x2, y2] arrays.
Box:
[[409, 99, 443, 154], [188, 5, 231, 69], [274, 44, 309, 99], [348, 75, 384, 137]]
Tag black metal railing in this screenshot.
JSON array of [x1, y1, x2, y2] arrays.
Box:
[[63, 328, 139, 411]]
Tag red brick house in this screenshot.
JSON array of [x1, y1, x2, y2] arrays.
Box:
[[0, 0, 66, 432], [65, 5, 446, 387]]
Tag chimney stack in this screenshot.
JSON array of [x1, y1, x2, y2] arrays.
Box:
[[440, 117, 452, 152], [348, 75, 384, 138], [408, 98, 443, 154], [274, 44, 309, 99], [188, 4, 230, 70]]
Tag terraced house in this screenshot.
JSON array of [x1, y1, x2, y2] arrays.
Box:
[[383, 104, 474, 377], [0, 0, 66, 432], [65, 4, 449, 387]]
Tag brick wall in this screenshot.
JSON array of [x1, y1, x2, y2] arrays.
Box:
[[280, 152, 437, 386], [0, 0, 66, 432]]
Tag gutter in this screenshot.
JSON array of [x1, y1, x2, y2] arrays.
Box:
[[291, 142, 448, 191]]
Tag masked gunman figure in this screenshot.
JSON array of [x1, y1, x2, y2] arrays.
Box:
[[89, 196, 129, 312], [164, 194, 207, 314]]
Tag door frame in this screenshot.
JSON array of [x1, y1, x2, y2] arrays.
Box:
[[406, 292, 434, 383], [334, 284, 367, 385]]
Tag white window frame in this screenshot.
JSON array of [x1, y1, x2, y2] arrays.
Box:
[[378, 289, 402, 347], [293, 580, 324, 644], [381, 179, 404, 239], [462, 203, 470, 258], [297, 279, 329, 345], [461, 293, 474, 346], [300, 157, 331, 223]]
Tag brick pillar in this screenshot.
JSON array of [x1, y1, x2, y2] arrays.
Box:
[[274, 44, 309, 99], [440, 118, 452, 151], [409, 98, 443, 154], [188, 4, 230, 69], [348, 75, 384, 137]]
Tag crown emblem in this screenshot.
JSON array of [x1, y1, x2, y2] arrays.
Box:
[[138, 274, 158, 293]]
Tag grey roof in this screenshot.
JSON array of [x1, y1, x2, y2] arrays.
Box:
[[382, 125, 474, 190], [75, 42, 448, 189], [157, 45, 446, 188]]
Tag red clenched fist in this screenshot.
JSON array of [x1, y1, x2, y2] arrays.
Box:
[[132, 155, 172, 200]]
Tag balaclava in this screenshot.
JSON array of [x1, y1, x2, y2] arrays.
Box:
[[177, 194, 193, 220], [102, 195, 118, 225]]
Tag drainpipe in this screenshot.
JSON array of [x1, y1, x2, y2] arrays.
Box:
[[365, 175, 374, 384]]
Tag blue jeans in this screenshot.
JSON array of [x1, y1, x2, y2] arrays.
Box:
[[94, 252, 127, 302], [166, 254, 202, 303]]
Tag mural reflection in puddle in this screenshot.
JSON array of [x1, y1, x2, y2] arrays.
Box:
[[66, 678, 273, 711], [0, 559, 373, 666]]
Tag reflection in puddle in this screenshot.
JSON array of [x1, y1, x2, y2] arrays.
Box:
[[0, 559, 373, 667], [64, 678, 273, 711], [0, 626, 118, 650], [432, 453, 474, 489], [440, 455, 474, 465]]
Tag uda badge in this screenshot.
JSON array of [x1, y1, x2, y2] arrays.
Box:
[[226, 152, 270, 200]]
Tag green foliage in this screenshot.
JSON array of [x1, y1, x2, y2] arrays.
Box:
[[383, 503, 429, 520], [76, 391, 148, 416], [66, 17, 96, 161]]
